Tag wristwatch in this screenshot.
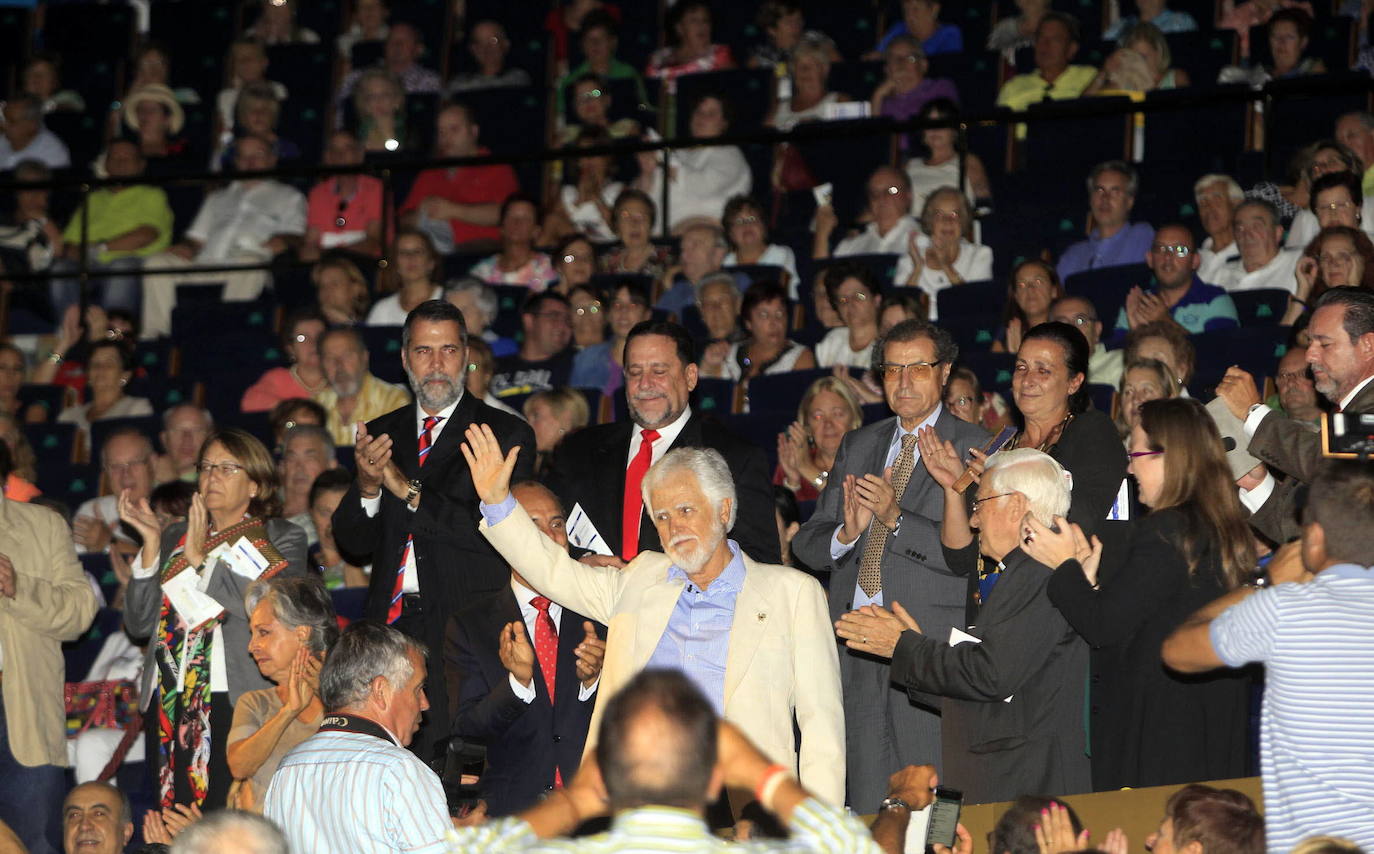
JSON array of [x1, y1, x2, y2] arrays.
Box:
[[404, 478, 422, 504], [879, 796, 911, 813]]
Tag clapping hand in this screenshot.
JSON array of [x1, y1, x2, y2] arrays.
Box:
[[916, 427, 964, 491], [1034, 801, 1089, 854], [284, 648, 321, 715], [1022, 516, 1102, 584], [498, 621, 535, 688], [353, 422, 393, 497], [834, 601, 920, 658], [853, 468, 900, 530], [460, 423, 520, 506], [183, 492, 209, 568], [838, 475, 874, 545], [117, 488, 162, 545], [574, 621, 605, 687]]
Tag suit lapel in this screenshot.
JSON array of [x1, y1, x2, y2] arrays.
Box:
[[724, 558, 770, 706], [634, 572, 687, 671], [553, 607, 585, 713]]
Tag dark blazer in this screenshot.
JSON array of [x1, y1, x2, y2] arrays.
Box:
[[332, 393, 535, 757], [543, 410, 781, 564], [891, 548, 1091, 805], [1249, 379, 1374, 486], [443, 589, 605, 817]]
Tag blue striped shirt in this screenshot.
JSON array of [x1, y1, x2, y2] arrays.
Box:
[[1210, 564, 1374, 852], [264, 729, 453, 854]]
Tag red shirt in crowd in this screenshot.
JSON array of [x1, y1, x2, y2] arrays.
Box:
[[399, 148, 519, 246], [306, 175, 386, 251]]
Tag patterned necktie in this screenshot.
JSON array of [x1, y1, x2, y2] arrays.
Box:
[[530, 595, 563, 787], [621, 428, 660, 560], [858, 433, 918, 598], [387, 415, 442, 624]]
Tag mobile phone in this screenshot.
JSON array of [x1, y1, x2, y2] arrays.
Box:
[[924, 787, 963, 849], [953, 426, 1017, 494], [812, 182, 834, 209]]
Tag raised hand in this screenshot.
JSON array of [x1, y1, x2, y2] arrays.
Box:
[[838, 475, 874, 545], [1215, 365, 1261, 421], [933, 823, 974, 854], [183, 492, 209, 568], [354, 422, 393, 497], [917, 427, 964, 490], [73, 515, 113, 552], [574, 621, 605, 687], [1101, 828, 1129, 854], [460, 423, 520, 506], [117, 488, 162, 544], [776, 425, 802, 484], [284, 648, 319, 715], [498, 621, 535, 688], [1295, 255, 1318, 298], [160, 803, 202, 837], [853, 469, 900, 530], [1034, 801, 1089, 854]]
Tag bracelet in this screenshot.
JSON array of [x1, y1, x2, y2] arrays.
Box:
[[782, 479, 801, 491], [1288, 294, 1308, 307], [46, 350, 64, 366], [754, 764, 789, 807]]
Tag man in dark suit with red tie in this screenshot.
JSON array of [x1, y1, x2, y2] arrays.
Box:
[[333, 300, 535, 763], [545, 321, 780, 565], [444, 480, 606, 816]]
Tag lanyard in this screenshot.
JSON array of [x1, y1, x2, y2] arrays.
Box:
[[318, 714, 397, 745]]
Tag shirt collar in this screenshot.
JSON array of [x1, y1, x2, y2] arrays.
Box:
[[640, 404, 692, 443], [610, 806, 712, 838], [1339, 374, 1374, 412], [1319, 563, 1374, 581], [893, 403, 944, 442], [415, 392, 463, 433], [510, 576, 542, 607], [666, 539, 746, 593]]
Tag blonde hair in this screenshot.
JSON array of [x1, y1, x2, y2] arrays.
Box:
[[524, 387, 590, 432]]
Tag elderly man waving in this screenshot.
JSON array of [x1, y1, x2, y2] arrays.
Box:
[[462, 424, 845, 807]]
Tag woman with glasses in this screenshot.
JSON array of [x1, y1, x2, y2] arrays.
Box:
[[1115, 356, 1179, 442], [944, 365, 1012, 433], [705, 281, 815, 383], [721, 195, 799, 297], [599, 189, 674, 277], [568, 284, 607, 349], [816, 261, 884, 369], [570, 279, 652, 396], [1286, 225, 1374, 326], [365, 229, 444, 325], [121, 427, 307, 810], [992, 260, 1064, 353], [776, 375, 863, 501], [241, 309, 328, 413], [1021, 397, 1254, 791], [896, 186, 993, 317]]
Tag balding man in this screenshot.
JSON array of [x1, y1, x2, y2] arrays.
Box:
[[60, 782, 133, 854], [445, 480, 606, 816], [74, 427, 155, 555], [157, 404, 213, 483], [313, 328, 410, 446], [1212, 198, 1300, 293], [814, 166, 921, 260]]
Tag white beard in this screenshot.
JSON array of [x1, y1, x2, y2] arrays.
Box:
[[664, 521, 725, 575]]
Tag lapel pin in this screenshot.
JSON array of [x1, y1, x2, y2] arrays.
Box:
[[756, 612, 766, 622]]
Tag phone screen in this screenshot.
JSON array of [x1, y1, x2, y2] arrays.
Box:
[[925, 787, 963, 849]]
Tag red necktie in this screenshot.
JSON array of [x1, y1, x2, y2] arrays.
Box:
[[530, 595, 563, 787], [621, 428, 660, 560], [387, 415, 442, 624]]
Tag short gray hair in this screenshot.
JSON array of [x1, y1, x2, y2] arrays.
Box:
[[1194, 173, 1244, 204], [170, 810, 288, 854], [1087, 160, 1138, 197], [983, 449, 1072, 526], [244, 575, 340, 657], [641, 447, 738, 531], [446, 276, 498, 326], [281, 423, 335, 458], [695, 272, 741, 306], [318, 622, 426, 711], [162, 403, 213, 431]]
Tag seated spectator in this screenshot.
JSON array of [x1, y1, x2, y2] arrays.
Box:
[[1196, 174, 1244, 282], [996, 13, 1097, 121], [1117, 20, 1191, 88], [20, 53, 85, 114], [570, 278, 651, 395], [776, 375, 863, 500], [336, 0, 389, 62], [815, 165, 921, 259], [1219, 0, 1317, 61], [399, 103, 519, 253], [1058, 160, 1155, 281], [945, 364, 1012, 433], [491, 292, 575, 403], [52, 140, 172, 315], [1220, 8, 1325, 84], [638, 93, 751, 234], [349, 69, 412, 155], [1143, 785, 1265, 854], [366, 230, 444, 325], [0, 159, 58, 289], [905, 99, 992, 216], [333, 23, 441, 126], [557, 73, 643, 145], [810, 270, 844, 331], [988, 0, 1050, 56], [1288, 225, 1374, 324], [311, 254, 372, 324], [308, 467, 368, 587], [73, 427, 154, 556], [215, 38, 288, 139], [470, 194, 557, 289], [0, 346, 41, 425], [244, 0, 319, 44], [1106, 0, 1199, 39], [874, 0, 963, 56], [769, 38, 847, 131], [897, 186, 993, 316], [1215, 198, 1301, 293], [0, 95, 70, 170], [545, 0, 613, 67], [278, 424, 338, 541], [555, 11, 648, 119], [120, 83, 192, 165], [56, 341, 153, 440], [302, 132, 385, 260], [599, 189, 674, 276], [1115, 224, 1241, 335], [0, 413, 40, 501], [156, 403, 214, 483], [655, 223, 727, 316], [870, 37, 960, 145], [114, 42, 202, 124], [694, 272, 745, 360], [815, 261, 884, 368], [569, 283, 607, 349], [464, 337, 522, 417], [544, 128, 624, 244], [448, 20, 533, 94], [721, 195, 799, 297], [748, 1, 838, 81], [994, 259, 1064, 353], [1051, 294, 1124, 387], [140, 135, 307, 338], [645, 0, 734, 91], [215, 83, 301, 172], [313, 326, 410, 445], [1269, 346, 1323, 424], [1124, 319, 1195, 397], [1116, 356, 1180, 441], [228, 576, 337, 811], [1335, 111, 1374, 198], [523, 387, 591, 476], [447, 276, 517, 357], [242, 310, 329, 412], [268, 398, 325, 450], [550, 233, 597, 294], [60, 782, 135, 854], [32, 305, 137, 395], [1288, 168, 1374, 251], [702, 281, 815, 382]]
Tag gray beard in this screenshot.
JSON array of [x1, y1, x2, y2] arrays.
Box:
[[409, 370, 462, 411]]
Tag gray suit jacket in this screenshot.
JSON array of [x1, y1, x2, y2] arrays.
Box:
[[124, 518, 308, 709], [792, 409, 989, 630]]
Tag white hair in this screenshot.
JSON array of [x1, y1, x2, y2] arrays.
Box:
[[170, 810, 288, 854], [983, 448, 1072, 525], [641, 447, 738, 531], [1193, 173, 1244, 204]]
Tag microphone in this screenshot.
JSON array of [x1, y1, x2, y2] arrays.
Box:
[[1222, 437, 1237, 452]]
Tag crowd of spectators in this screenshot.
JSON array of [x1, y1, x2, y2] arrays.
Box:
[[2, 0, 1374, 853]]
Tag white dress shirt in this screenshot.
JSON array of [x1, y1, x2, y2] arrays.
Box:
[[1212, 247, 1300, 293], [623, 405, 692, 470], [1198, 236, 1240, 285], [506, 577, 597, 703], [835, 215, 921, 258], [187, 180, 307, 262]]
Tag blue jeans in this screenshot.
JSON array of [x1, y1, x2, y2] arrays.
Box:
[[50, 256, 144, 318], [0, 691, 66, 854]]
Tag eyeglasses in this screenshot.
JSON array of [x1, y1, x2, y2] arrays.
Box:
[[1318, 250, 1355, 265], [1151, 244, 1193, 257], [198, 461, 246, 478], [878, 359, 944, 381], [1315, 201, 1355, 214], [730, 215, 761, 227], [945, 395, 974, 408], [972, 491, 1017, 512], [1055, 313, 1095, 327], [573, 303, 601, 317], [1126, 449, 1164, 460], [105, 457, 151, 474], [834, 291, 870, 307]]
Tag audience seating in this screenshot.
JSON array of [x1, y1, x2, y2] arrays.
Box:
[[1064, 263, 1151, 333]]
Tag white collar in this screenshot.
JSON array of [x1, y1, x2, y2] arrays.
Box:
[[1339, 374, 1374, 411], [414, 393, 463, 432]]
